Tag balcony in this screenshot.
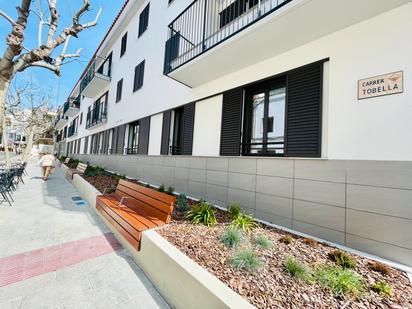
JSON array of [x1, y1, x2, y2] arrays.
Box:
[[80, 57, 111, 98], [164, 0, 410, 87], [54, 114, 68, 130], [63, 96, 80, 118], [86, 101, 107, 129], [67, 124, 77, 138]]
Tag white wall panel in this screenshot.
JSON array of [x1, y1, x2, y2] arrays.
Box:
[[192, 95, 223, 156], [148, 113, 163, 155]]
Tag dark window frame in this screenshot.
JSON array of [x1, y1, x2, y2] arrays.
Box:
[[138, 3, 150, 37], [133, 60, 145, 92], [242, 76, 287, 157], [116, 78, 123, 103], [120, 32, 128, 57]]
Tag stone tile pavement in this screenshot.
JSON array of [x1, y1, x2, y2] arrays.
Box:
[[0, 162, 170, 309]]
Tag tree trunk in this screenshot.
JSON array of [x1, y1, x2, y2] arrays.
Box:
[[22, 130, 34, 163], [2, 115, 11, 168], [0, 80, 10, 137]]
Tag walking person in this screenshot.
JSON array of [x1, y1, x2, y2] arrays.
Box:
[[38, 153, 56, 181]]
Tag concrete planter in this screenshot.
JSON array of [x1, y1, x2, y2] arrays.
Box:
[[72, 174, 101, 207], [71, 173, 254, 309]]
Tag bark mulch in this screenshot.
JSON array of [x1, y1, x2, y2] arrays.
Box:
[[81, 174, 119, 193], [158, 208, 412, 309]]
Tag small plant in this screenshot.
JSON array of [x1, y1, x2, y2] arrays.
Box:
[[254, 234, 273, 249], [369, 261, 391, 276], [220, 226, 243, 248], [302, 238, 318, 247], [166, 186, 175, 195], [230, 212, 258, 233], [175, 193, 189, 212], [284, 257, 311, 280], [314, 266, 364, 298], [230, 248, 262, 272], [279, 235, 293, 245], [158, 184, 165, 192], [228, 202, 242, 218], [370, 280, 392, 297], [186, 202, 217, 227], [328, 250, 357, 269]]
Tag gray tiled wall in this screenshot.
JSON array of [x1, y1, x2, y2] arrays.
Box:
[[73, 154, 412, 267]]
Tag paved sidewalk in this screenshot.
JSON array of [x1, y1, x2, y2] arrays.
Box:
[[0, 162, 169, 309]]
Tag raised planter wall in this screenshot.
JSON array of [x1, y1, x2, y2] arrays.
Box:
[[71, 154, 412, 267], [69, 169, 254, 308]]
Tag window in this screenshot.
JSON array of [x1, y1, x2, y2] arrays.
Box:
[[127, 121, 139, 154], [243, 77, 286, 156], [138, 3, 150, 37], [170, 107, 184, 155], [97, 52, 112, 77], [116, 79, 123, 103], [219, 0, 258, 28], [120, 32, 127, 57], [80, 112, 83, 125], [133, 60, 145, 92]]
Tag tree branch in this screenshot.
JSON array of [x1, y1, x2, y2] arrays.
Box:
[[46, 0, 58, 45], [0, 10, 17, 26], [29, 61, 59, 75]]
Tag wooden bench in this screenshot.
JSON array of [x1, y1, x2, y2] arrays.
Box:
[[96, 179, 176, 250], [67, 163, 88, 179]]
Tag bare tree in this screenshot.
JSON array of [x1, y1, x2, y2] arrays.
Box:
[[0, 0, 101, 156], [7, 80, 54, 163]]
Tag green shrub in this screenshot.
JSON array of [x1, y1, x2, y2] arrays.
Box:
[[166, 186, 175, 194], [279, 235, 293, 245], [302, 238, 318, 247], [186, 202, 217, 227], [284, 257, 311, 280], [328, 250, 357, 269], [254, 234, 273, 249], [176, 193, 189, 212], [230, 212, 257, 233], [314, 266, 364, 298], [369, 261, 391, 276], [221, 226, 243, 248], [230, 249, 262, 272], [84, 165, 105, 177], [158, 184, 165, 192], [228, 202, 242, 218], [370, 280, 392, 297]]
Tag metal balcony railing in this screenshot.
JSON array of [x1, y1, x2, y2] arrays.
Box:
[[125, 147, 139, 155], [63, 96, 80, 115], [169, 145, 182, 155], [86, 101, 107, 129], [164, 0, 292, 74]]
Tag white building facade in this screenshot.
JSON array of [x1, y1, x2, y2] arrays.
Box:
[[55, 0, 412, 266]]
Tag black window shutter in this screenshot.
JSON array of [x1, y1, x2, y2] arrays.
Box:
[[112, 127, 118, 154], [115, 125, 126, 155], [138, 117, 151, 155], [84, 136, 89, 154], [133, 61, 145, 92], [220, 88, 243, 156], [138, 3, 150, 37], [121, 33, 127, 56], [116, 79, 123, 102], [181, 102, 195, 155], [163, 32, 180, 73], [285, 61, 323, 157], [161, 110, 171, 155]]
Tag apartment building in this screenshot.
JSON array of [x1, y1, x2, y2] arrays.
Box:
[[54, 0, 412, 266]]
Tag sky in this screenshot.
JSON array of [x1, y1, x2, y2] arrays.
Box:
[[0, 0, 125, 110]]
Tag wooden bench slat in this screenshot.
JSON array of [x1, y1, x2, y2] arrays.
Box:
[[110, 193, 166, 226], [96, 179, 176, 251], [115, 185, 173, 215], [98, 196, 161, 229], [119, 179, 176, 205], [97, 204, 141, 250]]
